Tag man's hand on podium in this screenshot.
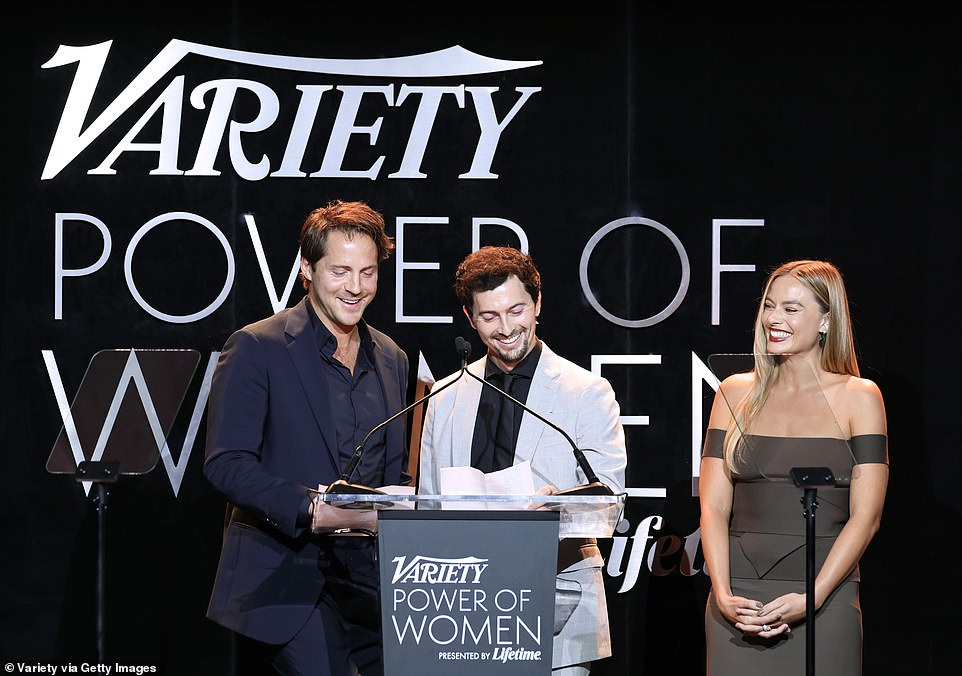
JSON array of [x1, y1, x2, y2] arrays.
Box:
[[309, 490, 378, 535]]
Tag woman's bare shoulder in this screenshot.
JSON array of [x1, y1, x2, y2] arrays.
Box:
[[843, 375, 883, 401], [842, 375, 886, 434]]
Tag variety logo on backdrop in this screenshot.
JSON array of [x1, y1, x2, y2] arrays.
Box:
[[41, 40, 542, 180]]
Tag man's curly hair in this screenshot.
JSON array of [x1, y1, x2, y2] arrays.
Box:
[[455, 246, 541, 313]]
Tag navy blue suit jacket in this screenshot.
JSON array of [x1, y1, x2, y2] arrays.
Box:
[[204, 297, 408, 644]]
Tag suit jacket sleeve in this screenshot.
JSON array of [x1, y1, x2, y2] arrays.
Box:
[[574, 374, 627, 494], [203, 327, 311, 538]]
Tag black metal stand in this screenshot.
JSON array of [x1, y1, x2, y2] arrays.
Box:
[[75, 460, 122, 664], [46, 350, 201, 664], [790, 466, 837, 676]]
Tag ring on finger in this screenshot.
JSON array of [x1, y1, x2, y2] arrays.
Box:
[[762, 624, 772, 632]]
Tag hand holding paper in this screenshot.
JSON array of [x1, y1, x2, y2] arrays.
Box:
[[438, 461, 537, 509]]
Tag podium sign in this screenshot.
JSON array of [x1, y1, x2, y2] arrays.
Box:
[[378, 510, 559, 676]]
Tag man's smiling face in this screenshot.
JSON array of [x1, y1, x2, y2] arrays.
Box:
[[466, 275, 541, 372], [300, 229, 378, 336]]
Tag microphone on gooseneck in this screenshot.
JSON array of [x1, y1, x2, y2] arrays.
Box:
[[455, 335, 472, 367], [461, 343, 614, 496], [326, 337, 473, 495]]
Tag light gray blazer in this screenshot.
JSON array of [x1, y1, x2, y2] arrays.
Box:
[[418, 341, 627, 666]]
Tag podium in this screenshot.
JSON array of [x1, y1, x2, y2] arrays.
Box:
[[314, 492, 625, 676]]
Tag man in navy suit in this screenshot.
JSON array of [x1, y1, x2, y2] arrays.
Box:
[[204, 201, 409, 675]]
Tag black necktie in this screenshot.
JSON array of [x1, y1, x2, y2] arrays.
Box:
[[492, 371, 517, 471]]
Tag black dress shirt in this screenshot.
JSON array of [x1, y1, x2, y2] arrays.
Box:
[[307, 303, 388, 488], [470, 340, 543, 473]]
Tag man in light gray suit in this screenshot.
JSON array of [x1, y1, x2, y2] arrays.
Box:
[[418, 246, 627, 676]]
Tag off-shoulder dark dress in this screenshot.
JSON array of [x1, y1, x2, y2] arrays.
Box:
[[702, 432, 887, 675]]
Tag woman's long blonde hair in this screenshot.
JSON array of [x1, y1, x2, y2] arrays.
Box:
[[724, 260, 860, 471]]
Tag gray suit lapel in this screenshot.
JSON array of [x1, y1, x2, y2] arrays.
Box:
[[449, 358, 486, 467], [516, 344, 563, 464]]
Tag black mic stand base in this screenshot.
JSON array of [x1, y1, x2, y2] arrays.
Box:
[[555, 481, 615, 496]]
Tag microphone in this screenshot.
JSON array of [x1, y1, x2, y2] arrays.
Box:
[[326, 337, 472, 495], [455, 335, 472, 365], [462, 344, 614, 497]]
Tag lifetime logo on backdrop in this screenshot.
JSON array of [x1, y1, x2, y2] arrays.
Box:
[[40, 40, 542, 180]]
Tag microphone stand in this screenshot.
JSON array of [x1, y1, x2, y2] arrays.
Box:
[[74, 460, 122, 664], [789, 466, 837, 676], [326, 338, 472, 495], [462, 361, 614, 497], [328, 336, 615, 497]]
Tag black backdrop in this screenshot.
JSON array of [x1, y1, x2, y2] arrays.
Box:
[[3, 2, 960, 674]]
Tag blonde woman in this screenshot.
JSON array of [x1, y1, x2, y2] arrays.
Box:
[[700, 260, 888, 674]]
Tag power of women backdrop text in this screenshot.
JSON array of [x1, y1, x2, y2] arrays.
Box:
[[2, 3, 959, 674]]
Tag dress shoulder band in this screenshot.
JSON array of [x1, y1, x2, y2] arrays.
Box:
[[851, 434, 888, 465]]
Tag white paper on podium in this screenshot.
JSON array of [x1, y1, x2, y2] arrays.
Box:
[[316, 484, 416, 495], [438, 460, 537, 509], [377, 485, 416, 495]]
